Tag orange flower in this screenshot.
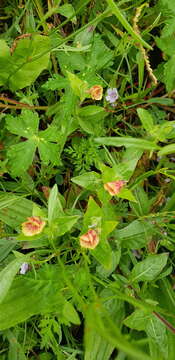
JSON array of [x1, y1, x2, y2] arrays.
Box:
[[80, 229, 99, 249], [89, 85, 103, 100], [22, 216, 46, 236], [104, 180, 126, 196]]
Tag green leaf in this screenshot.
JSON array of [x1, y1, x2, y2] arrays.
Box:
[[95, 137, 159, 150], [5, 329, 27, 360], [117, 188, 137, 202], [78, 105, 105, 117], [71, 171, 102, 190], [6, 110, 39, 138], [146, 316, 168, 357], [84, 289, 123, 360], [63, 301, 80, 325], [53, 215, 80, 236], [82, 197, 113, 269], [38, 141, 59, 165], [85, 304, 151, 360], [0, 240, 16, 262], [137, 108, 154, 133], [87, 34, 114, 70], [67, 71, 88, 101], [158, 143, 175, 156], [131, 186, 150, 216], [40, 126, 59, 142], [0, 193, 32, 228], [58, 4, 77, 24], [116, 220, 154, 249], [57, 51, 86, 74], [124, 309, 152, 331], [0, 40, 11, 85], [7, 140, 37, 177], [8, 35, 50, 91], [130, 253, 169, 282], [0, 257, 25, 305], [42, 74, 68, 90], [164, 55, 175, 92], [48, 184, 64, 225], [124, 309, 168, 358], [121, 148, 143, 180], [0, 265, 65, 330]]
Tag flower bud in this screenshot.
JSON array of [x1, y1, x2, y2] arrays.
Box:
[[89, 85, 103, 100], [22, 216, 46, 236], [79, 229, 99, 249], [104, 180, 126, 196]]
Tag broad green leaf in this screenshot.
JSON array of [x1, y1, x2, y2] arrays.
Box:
[[48, 184, 64, 225], [116, 220, 154, 249], [84, 289, 124, 360], [131, 186, 150, 216], [53, 215, 80, 236], [0, 257, 25, 304], [57, 51, 86, 74], [125, 308, 168, 358], [117, 188, 137, 202], [6, 110, 39, 138], [0, 240, 16, 262], [137, 108, 154, 133], [95, 137, 159, 150], [63, 301, 80, 325], [38, 141, 59, 165], [121, 148, 143, 180], [87, 34, 114, 70], [130, 253, 169, 282], [0, 266, 65, 330], [58, 4, 77, 24], [156, 18, 175, 56], [42, 74, 68, 90], [124, 309, 152, 331], [164, 55, 175, 92], [67, 71, 88, 101], [158, 143, 175, 156], [97, 250, 121, 278], [92, 241, 113, 270], [71, 171, 101, 190], [8, 35, 50, 91], [7, 140, 37, 177], [82, 196, 102, 231], [0, 40, 11, 85], [39, 126, 59, 142], [78, 105, 105, 117], [124, 309, 168, 359], [146, 316, 168, 358], [78, 105, 106, 135], [85, 304, 151, 360], [0, 193, 32, 228]]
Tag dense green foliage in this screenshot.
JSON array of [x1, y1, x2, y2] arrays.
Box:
[[0, 0, 175, 359]]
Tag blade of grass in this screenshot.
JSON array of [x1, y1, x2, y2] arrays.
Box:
[[106, 0, 152, 50]]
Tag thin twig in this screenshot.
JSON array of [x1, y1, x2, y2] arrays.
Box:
[[0, 96, 48, 111], [0, 103, 48, 111]]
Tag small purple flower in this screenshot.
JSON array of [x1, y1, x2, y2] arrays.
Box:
[[106, 88, 119, 104], [20, 262, 29, 275]]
